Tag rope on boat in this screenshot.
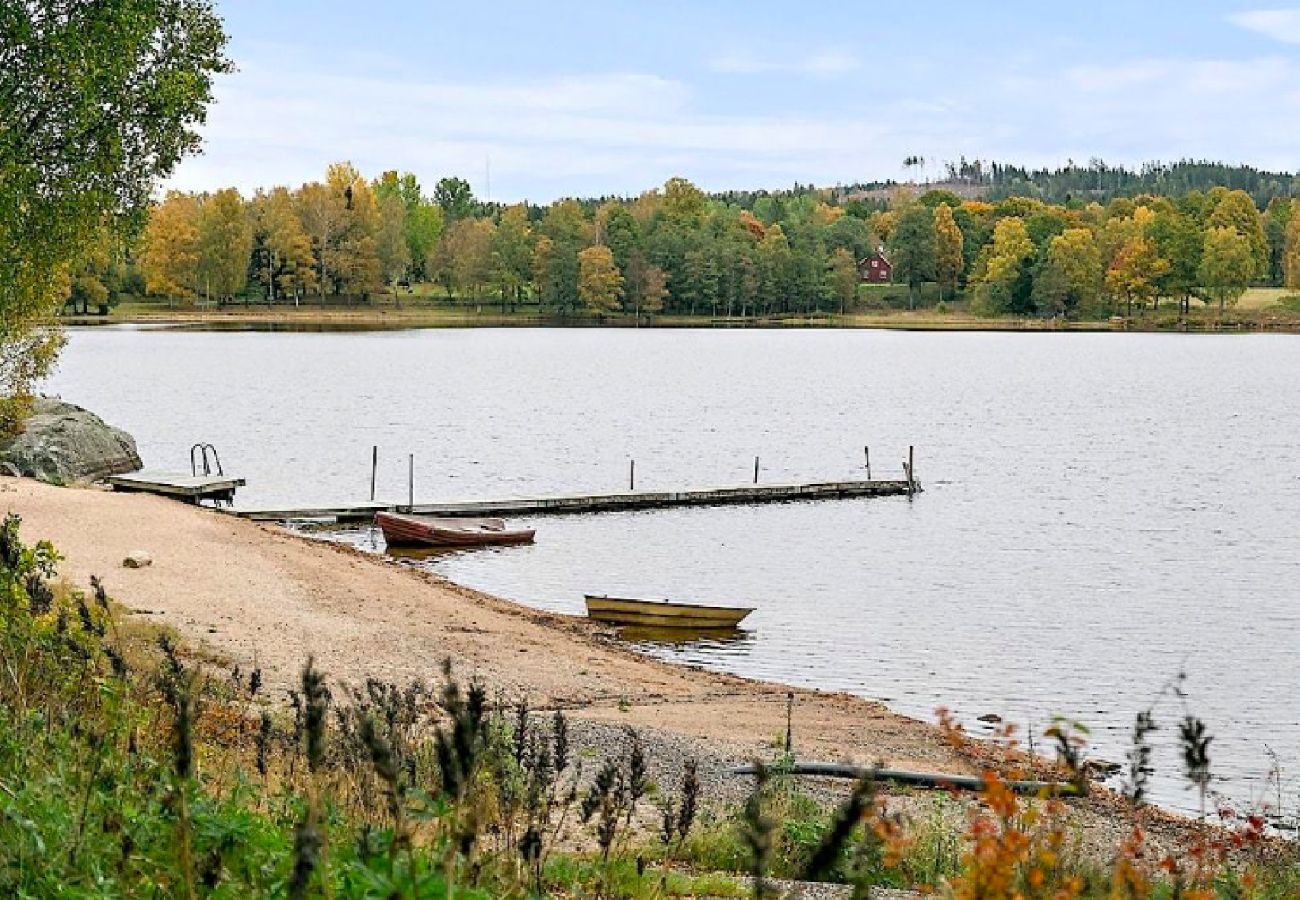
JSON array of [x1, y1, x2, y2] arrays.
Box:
[[728, 762, 1086, 797]]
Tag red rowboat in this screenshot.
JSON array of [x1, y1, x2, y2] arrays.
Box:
[[375, 511, 536, 547]]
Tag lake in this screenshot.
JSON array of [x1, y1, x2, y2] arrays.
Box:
[[45, 325, 1300, 816]]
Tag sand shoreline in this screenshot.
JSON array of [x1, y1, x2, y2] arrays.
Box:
[[3, 477, 962, 769], [2, 476, 1193, 848]]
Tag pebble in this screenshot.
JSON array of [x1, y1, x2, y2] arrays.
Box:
[[122, 551, 152, 568]]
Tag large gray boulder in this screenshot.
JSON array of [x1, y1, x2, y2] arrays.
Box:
[[0, 398, 142, 483]]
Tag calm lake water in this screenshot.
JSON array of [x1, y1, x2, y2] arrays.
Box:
[[45, 325, 1300, 816]]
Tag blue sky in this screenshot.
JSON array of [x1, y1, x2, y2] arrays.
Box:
[[168, 1, 1300, 202]]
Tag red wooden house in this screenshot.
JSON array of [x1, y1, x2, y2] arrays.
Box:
[[858, 251, 892, 283]]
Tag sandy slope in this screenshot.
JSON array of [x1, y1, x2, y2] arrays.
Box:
[[2, 477, 969, 773], [6, 476, 1204, 858]]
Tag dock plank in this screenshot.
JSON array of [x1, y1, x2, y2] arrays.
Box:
[[233, 479, 918, 522], [108, 471, 246, 502]]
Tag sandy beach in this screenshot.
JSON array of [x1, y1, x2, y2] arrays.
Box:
[[2, 476, 1188, 851]]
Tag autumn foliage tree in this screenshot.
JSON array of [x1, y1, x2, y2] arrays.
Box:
[[1285, 214, 1300, 291], [1035, 228, 1102, 317], [1199, 226, 1256, 314], [1106, 237, 1170, 317], [933, 204, 965, 300], [197, 188, 252, 303], [1207, 189, 1268, 275], [577, 245, 623, 316], [259, 187, 317, 302], [972, 217, 1034, 316], [375, 192, 411, 301], [126, 165, 1300, 325], [639, 264, 668, 318], [141, 193, 201, 302]]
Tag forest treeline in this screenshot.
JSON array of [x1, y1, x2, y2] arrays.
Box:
[[837, 158, 1300, 208], [67, 161, 1300, 320]]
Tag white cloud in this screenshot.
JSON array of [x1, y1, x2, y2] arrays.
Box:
[[708, 50, 861, 77], [1228, 8, 1300, 44], [168, 56, 899, 200], [166, 44, 1300, 203]]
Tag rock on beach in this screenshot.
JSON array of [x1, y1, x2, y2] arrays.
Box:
[[0, 398, 141, 483]]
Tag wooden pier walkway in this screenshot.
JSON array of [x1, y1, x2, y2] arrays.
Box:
[[234, 478, 919, 523], [108, 471, 246, 504]]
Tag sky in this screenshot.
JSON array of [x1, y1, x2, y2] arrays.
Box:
[[168, 1, 1300, 203]]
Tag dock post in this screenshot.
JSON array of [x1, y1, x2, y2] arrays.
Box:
[[629, 459, 635, 491], [370, 445, 378, 502], [785, 691, 794, 754], [864, 445, 871, 479], [408, 453, 414, 512], [753, 456, 760, 484], [905, 445, 914, 501]]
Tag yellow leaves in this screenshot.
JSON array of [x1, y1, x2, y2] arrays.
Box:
[[984, 218, 1034, 283], [662, 177, 707, 223], [197, 187, 252, 299], [639, 264, 668, 315], [1198, 225, 1256, 311], [438, 218, 496, 299], [140, 192, 201, 300], [872, 211, 898, 245], [1208, 189, 1268, 270], [812, 202, 844, 227], [1284, 213, 1300, 290], [262, 188, 317, 297], [934, 204, 965, 293], [1106, 237, 1169, 307], [1131, 205, 1157, 232], [577, 245, 622, 315]]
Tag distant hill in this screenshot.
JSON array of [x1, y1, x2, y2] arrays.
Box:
[[725, 160, 1300, 211]]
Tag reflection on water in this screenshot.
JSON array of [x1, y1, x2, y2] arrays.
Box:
[[162, 321, 423, 334], [618, 625, 754, 650], [45, 326, 1300, 815], [615, 625, 750, 643], [382, 544, 466, 563]]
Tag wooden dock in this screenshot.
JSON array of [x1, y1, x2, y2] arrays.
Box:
[[108, 471, 246, 504], [234, 478, 919, 523]]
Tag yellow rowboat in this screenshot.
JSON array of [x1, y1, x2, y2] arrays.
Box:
[[584, 595, 755, 629]]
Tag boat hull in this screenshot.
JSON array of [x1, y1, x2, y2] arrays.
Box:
[[584, 595, 754, 629], [376, 512, 535, 547]]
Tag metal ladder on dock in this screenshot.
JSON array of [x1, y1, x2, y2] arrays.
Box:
[[190, 443, 233, 506], [190, 443, 225, 478]]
